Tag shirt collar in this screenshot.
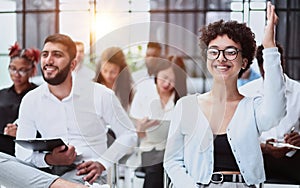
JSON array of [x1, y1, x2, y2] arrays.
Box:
[[164, 92, 175, 112], [41, 76, 78, 101]]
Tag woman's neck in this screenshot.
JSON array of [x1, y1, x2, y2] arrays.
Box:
[[14, 82, 31, 94], [210, 80, 242, 102], [158, 89, 173, 108], [104, 82, 113, 89]]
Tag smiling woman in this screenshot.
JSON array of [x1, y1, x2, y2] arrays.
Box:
[[164, 2, 287, 188]]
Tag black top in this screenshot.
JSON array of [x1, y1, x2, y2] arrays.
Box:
[[213, 134, 239, 172], [0, 83, 37, 133]]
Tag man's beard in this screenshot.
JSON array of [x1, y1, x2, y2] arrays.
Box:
[[42, 63, 71, 85]]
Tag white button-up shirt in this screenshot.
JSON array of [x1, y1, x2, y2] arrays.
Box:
[[16, 78, 137, 169]]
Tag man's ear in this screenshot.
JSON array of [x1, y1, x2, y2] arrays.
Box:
[[70, 59, 77, 71]]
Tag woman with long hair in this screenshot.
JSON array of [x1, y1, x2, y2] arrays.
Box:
[[94, 47, 134, 112]]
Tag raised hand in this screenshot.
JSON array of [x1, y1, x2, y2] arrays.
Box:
[[263, 1, 278, 48]]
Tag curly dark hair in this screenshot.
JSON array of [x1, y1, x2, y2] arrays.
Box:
[[8, 42, 40, 65], [199, 19, 256, 78]]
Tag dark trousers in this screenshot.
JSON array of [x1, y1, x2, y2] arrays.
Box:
[[143, 162, 164, 188], [263, 151, 300, 183], [141, 149, 165, 188]]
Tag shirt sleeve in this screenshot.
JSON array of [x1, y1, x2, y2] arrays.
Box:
[[95, 89, 137, 169], [15, 91, 51, 168], [254, 47, 287, 132], [129, 90, 146, 119]]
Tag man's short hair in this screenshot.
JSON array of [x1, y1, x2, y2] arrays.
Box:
[[44, 33, 77, 61], [256, 42, 285, 72], [147, 42, 162, 50]]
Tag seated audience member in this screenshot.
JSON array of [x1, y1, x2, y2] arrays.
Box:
[[15, 34, 137, 185], [164, 2, 286, 187], [0, 43, 39, 155], [239, 42, 300, 182], [132, 42, 164, 101], [130, 57, 187, 188], [132, 42, 163, 83], [73, 41, 94, 80], [167, 55, 187, 96], [94, 47, 134, 112], [237, 67, 261, 87]]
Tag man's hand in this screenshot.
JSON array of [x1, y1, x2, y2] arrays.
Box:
[[45, 145, 77, 166], [4, 123, 17, 137], [285, 132, 300, 147], [261, 139, 291, 158], [76, 161, 105, 184]]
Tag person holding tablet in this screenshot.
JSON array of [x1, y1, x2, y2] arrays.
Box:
[[130, 57, 187, 188]]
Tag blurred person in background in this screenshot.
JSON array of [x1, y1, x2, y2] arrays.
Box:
[[0, 42, 39, 155], [94, 46, 134, 112], [130, 57, 187, 188], [239, 42, 300, 182], [73, 41, 94, 81]]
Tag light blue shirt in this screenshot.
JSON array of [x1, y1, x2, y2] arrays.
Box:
[[164, 48, 286, 187], [237, 67, 261, 87]]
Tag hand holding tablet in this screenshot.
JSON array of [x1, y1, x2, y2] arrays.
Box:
[[15, 138, 67, 152]]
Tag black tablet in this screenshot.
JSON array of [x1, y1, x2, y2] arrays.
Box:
[[15, 138, 67, 152]]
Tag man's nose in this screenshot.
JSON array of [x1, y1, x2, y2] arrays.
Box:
[[44, 55, 54, 64]]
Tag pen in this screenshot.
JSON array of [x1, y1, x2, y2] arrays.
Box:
[[289, 126, 295, 134]]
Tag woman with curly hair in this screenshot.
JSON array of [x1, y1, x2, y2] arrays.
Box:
[[0, 43, 40, 139], [164, 2, 286, 187]]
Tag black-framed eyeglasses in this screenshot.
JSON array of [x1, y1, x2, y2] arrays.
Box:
[[8, 66, 32, 77], [206, 47, 242, 61]]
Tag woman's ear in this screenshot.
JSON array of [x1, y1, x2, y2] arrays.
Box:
[[242, 58, 248, 69]]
